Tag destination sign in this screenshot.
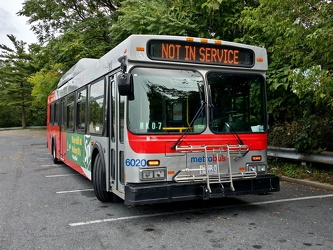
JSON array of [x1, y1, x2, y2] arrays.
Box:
[[147, 40, 254, 67]]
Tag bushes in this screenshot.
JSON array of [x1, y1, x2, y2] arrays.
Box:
[[0, 105, 21, 128], [0, 104, 46, 128], [269, 115, 333, 153]]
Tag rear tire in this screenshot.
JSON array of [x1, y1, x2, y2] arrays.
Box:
[[93, 153, 114, 202]]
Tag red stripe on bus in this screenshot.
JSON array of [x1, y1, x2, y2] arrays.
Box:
[[127, 132, 267, 154]]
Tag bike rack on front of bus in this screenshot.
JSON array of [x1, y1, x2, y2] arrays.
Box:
[[173, 144, 257, 198]]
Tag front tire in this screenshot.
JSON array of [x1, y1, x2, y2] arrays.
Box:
[[52, 142, 60, 164], [93, 153, 114, 202]]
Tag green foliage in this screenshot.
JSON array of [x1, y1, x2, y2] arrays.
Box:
[[291, 66, 333, 109], [269, 121, 298, 149], [270, 161, 301, 179], [239, 0, 333, 118], [269, 158, 333, 185], [110, 0, 259, 46], [29, 63, 62, 107], [16, 0, 120, 112], [0, 105, 21, 127], [292, 115, 333, 153], [269, 114, 333, 153], [19, 0, 119, 44], [0, 35, 38, 128], [109, 0, 202, 46]]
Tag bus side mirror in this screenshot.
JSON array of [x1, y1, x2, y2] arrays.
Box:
[[117, 73, 134, 97]]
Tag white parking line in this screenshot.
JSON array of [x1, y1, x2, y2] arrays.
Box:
[[41, 164, 62, 167], [57, 189, 94, 194], [251, 194, 333, 205], [69, 194, 333, 227], [46, 174, 80, 178]]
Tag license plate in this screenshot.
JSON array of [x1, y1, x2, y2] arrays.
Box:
[[199, 165, 217, 175]]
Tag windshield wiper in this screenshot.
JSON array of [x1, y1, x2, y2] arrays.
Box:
[[224, 121, 244, 145], [170, 101, 206, 149], [209, 102, 244, 146]]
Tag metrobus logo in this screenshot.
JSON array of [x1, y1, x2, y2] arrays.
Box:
[[190, 155, 227, 163]]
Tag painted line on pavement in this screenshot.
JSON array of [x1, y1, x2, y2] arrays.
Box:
[[69, 194, 333, 227], [251, 194, 333, 205], [46, 174, 80, 178], [57, 189, 94, 194], [41, 164, 63, 167]]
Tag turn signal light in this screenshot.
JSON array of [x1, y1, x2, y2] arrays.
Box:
[[147, 160, 160, 166], [252, 156, 262, 161]]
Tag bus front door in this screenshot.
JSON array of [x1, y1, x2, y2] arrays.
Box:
[[109, 76, 126, 197]]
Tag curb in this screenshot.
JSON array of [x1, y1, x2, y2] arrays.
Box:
[[0, 126, 46, 131], [280, 176, 333, 191]]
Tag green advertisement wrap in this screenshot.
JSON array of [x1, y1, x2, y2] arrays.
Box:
[[66, 133, 92, 170]]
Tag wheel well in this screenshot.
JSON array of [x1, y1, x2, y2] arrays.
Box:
[[51, 137, 55, 152], [91, 147, 100, 181]]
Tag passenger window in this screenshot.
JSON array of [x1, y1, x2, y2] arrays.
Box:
[[67, 95, 75, 131], [89, 80, 105, 134], [77, 88, 87, 132]]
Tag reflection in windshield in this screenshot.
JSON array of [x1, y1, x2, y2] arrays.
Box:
[[208, 72, 266, 133], [128, 68, 205, 134]]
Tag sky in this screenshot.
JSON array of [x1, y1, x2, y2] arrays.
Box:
[[0, 0, 38, 48]]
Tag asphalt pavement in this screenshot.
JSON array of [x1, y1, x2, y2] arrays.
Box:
[[0, 129, 332, 250]]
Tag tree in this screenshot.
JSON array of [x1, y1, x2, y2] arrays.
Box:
[[0, 35, 38, 128], [109, 0, 260, 46], [17, 0, 121, 112], [239, 0, 333, 151], [239, 0, 333, 118], [19, 0, 119, 44]]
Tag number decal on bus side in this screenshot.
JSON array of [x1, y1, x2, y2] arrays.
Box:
[[125, 158, 147, 167]]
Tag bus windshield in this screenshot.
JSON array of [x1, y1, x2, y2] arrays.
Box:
[[208, 72, 267, 133], [128, 68, 205, 134]]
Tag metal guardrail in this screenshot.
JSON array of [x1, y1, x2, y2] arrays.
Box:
[[268, 146, 333, 165]]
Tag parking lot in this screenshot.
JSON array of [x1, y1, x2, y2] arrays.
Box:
[[0, 129, 332, 250]]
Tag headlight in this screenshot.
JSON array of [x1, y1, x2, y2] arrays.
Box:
[[246, 163, 266, 173], [140, 168, 166, 181]]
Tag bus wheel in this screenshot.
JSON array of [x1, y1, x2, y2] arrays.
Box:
[[52, 142, 60, 164], [93, 153, 114, 202]]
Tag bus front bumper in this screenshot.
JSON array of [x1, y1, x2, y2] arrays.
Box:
[[124, 175, 280, 205]]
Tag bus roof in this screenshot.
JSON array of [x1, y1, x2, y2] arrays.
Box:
[[58, 58, 98, 88], [55, 35, 268, 96]]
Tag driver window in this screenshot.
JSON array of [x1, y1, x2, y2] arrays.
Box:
[[208, 72, 265, 133]]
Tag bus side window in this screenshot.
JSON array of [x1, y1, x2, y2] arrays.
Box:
[[62, 98, 67, 131], [67, 94, 75, 132], [89, 80, 105, 134], [77, 88, 87, 132], [55, 101, 60, 125], [50, 103, 54, 125]]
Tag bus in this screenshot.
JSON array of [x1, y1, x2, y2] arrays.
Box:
[[47, 35, 280, 205]]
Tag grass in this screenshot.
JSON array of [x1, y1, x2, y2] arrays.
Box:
[[268, 158, 333, 186]]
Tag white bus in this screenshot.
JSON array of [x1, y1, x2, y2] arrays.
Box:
[[47, 35, 280, 205]]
